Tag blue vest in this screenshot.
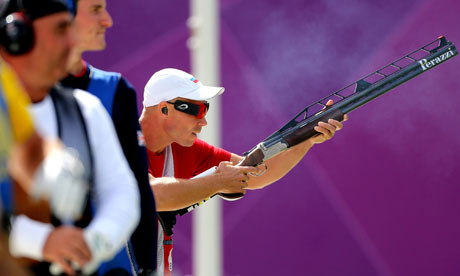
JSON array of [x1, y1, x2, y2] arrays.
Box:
[[87, 66, 120, 117], [86, 66, 135, 276]]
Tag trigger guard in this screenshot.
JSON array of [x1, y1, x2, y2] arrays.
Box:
[[217, 193, 244, 201], [249, 163, 267, 177]]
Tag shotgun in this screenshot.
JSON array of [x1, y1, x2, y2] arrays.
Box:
[[174, 36, 457, 219], [218, 35, 457, 200]]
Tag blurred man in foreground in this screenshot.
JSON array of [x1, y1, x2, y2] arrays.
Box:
[[0, 0, 140, 275]]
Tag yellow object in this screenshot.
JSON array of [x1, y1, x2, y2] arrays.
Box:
[[0, 62, 34, 178]]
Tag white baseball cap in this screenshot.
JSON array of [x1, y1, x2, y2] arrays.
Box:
[[143, 68, 225, 107]]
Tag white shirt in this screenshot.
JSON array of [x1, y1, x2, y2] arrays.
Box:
[[9, 89, 140, 260], [157, 145, 174, 276]]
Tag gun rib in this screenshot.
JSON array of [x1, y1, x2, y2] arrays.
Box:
[[262, 36, 457, 147]]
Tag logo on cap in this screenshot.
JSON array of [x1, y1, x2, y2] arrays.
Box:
[[190, 77, 199, 83]]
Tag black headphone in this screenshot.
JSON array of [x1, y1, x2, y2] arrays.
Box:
[[161, 106, 168, 115], [0, 0, 34, 55]]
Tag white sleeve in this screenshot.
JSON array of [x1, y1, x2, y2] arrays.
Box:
[[74, 90, 140, 253], [8, 97, 55, 260], [9, 215, 53, 260]]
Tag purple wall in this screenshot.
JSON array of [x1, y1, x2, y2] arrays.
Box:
[[86, 0, 460, 275]]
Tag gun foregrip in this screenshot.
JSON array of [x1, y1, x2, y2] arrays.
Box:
[[283, 109, 344, 147]]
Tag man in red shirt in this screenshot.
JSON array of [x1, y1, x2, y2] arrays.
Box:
[[139, 68, 346, 275]]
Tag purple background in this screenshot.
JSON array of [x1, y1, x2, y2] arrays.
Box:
[[86, 0, 460, 275]]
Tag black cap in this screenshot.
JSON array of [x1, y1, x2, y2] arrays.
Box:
[[1, 0, 75, 20]]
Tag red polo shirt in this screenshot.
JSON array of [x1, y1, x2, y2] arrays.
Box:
[[147, 138, 232, 179]]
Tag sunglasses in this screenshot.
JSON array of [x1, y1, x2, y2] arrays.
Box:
[[167, 100, 210, 119]]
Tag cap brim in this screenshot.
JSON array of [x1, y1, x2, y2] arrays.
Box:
[[181, 85, 225, 101]]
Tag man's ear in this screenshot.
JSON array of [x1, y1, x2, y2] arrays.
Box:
[[159, 102, 168, 116]]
